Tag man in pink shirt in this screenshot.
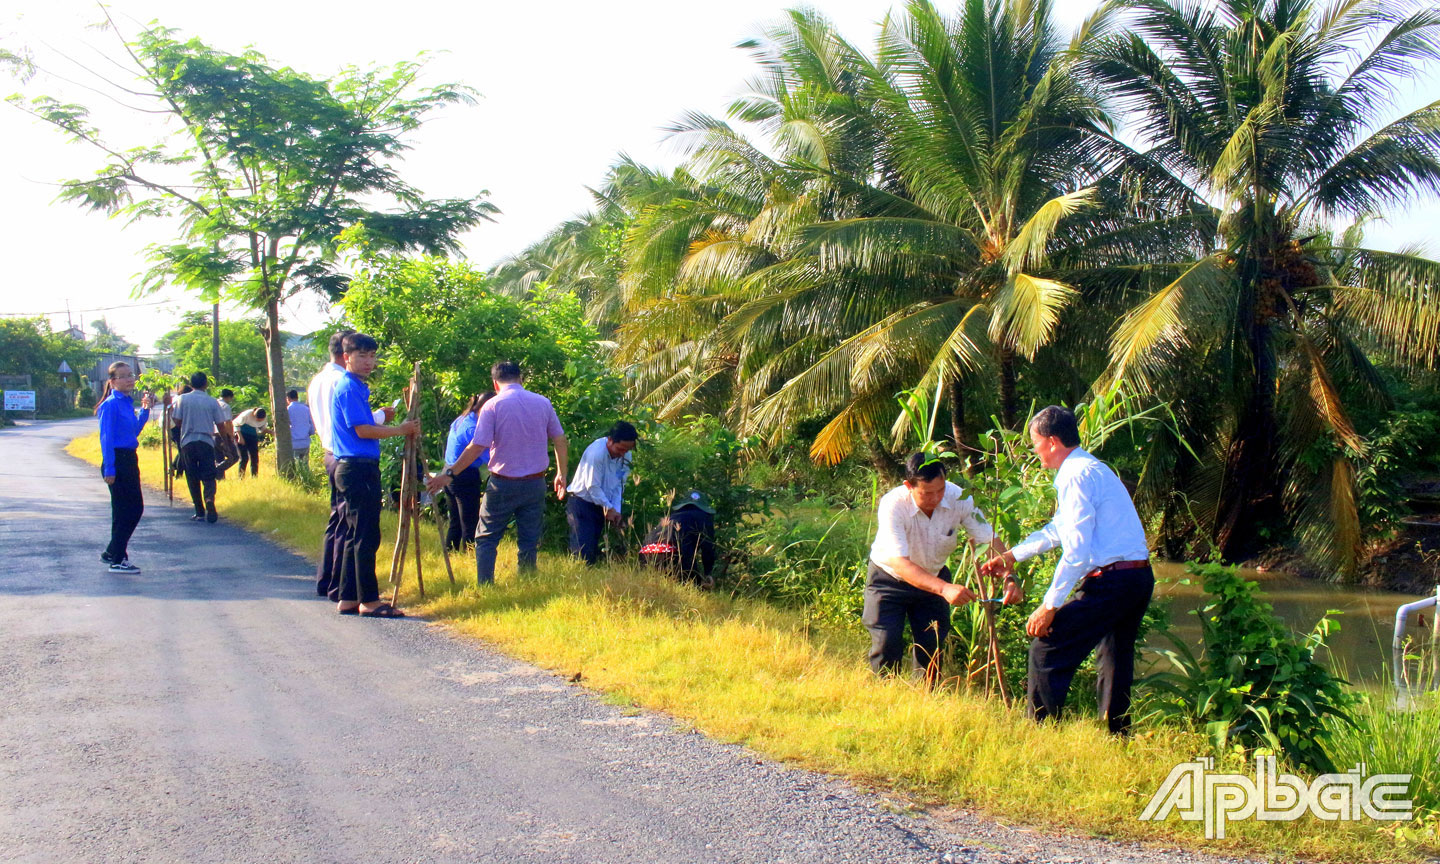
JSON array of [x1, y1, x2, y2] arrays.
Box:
[[427, 361, 568, 584]]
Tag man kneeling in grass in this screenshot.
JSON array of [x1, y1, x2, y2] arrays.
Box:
[[866, 452, 1019, 685], [331, 332, 419, 618]]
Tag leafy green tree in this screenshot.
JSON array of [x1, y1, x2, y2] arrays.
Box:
[[0, 317, 93, 389], [7, 13, 496, 473], [340, 256, 626, 457], [157, 315, 268, 393], [85, 318, 137, 354], [1088, 0, 1440, 573]]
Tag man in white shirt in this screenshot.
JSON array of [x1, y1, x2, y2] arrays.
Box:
[[982, 405, 1153, 734], [566, 421, 638, 564], [866, 452, 1012, 684], [286, 389, 314, 465], [307, 331, 391, 599]]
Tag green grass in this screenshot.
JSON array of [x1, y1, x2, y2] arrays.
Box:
[[66, 432, 1435, 862]]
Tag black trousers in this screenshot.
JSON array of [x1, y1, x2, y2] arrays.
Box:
[[237, 434, 259, 476], [443, 466, 482, 552], [863, 562, 953, 681], [1028, 566, 1154, 735], [317, 452, 346, 597], [566, 496, 605, 565], [335, 459, 382, 604], [181, 440, 217, 515], [105, 448, 143, 562]]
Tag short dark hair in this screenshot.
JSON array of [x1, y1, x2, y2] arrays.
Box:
[[219, 389, 234, 399], [607, 421, 639, 443], [342, 332, 378, 354], [491, 361, 522, 383], [903, 452, 946, 485], [189, 371, 208, 389], [255, 408, 267, 419], [1030, 405, 1081, 447], [328, 330, 352, 359], [286, 389, 299, 401], [178, 383, 193, 395]]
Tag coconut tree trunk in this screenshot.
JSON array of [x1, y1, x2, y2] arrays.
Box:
[[262, 297, 294, 475], [999, 348, 1018, 429], [1215, 318, 1281, 561], [948, 377, 966, 448]]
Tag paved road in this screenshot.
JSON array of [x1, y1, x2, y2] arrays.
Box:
[[0, 420, 1245, 864]]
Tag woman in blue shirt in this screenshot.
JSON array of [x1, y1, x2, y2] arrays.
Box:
[[443, 391, 493, 551], [95, 361, 152, 573]]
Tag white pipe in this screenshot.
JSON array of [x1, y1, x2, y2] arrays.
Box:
[[1394, 589, 1440, 694]]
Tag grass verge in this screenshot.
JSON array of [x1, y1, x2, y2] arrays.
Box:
[[66, 432, 1430, 862]]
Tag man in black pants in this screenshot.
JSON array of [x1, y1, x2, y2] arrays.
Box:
[[171, 372, 233, 523], [983, 406, 1154, 735], [865, 453, 1014, 685], [307, 331, 393, 598], [329, 332, 417, 617]]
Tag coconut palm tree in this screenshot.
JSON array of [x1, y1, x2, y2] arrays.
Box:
[[1090, 0, 1440, 573], [727, 0, 1200, 462]]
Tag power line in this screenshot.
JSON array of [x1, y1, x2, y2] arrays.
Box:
[[0, 299, 179, 317]]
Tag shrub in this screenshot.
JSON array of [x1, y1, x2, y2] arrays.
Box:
[[1141, 562, 1358, 772]]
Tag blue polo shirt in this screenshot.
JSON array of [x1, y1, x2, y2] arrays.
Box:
[[331, 372, 380, 459], [445, 411, 491, 467]]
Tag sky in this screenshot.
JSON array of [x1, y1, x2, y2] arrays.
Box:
[[1, 0, 1436, 355]]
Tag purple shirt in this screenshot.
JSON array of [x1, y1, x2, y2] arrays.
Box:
[[473, 383, 564, 478]]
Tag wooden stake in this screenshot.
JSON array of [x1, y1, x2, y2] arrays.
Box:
[[389, 362, 423, 606], [161, 398, 173, 504]]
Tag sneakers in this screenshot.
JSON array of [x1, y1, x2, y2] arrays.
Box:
[[100, 551, 114, 565], [108, 559, 141, 574], [205, 500, 218, 524]]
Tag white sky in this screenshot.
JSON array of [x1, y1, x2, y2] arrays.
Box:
[[1, 0, 1436, 353]]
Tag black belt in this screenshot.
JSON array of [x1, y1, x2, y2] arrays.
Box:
[[337, 456, 379, 464], [1086, 559, 1150, 578], [492, 471, 546, 481]]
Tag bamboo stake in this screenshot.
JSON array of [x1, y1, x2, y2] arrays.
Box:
[[161, 397, 172, 504], [389, 362, 422, 606], [412, 495, 426, 598]]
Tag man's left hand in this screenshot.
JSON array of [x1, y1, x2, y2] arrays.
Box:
[[553, 476, 567, 500], [1002, 579, 1024, 606], [1026, 605, 1056, 638]]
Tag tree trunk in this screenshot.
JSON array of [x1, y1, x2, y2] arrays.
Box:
[[999, 348, 1018, 429], [948, 376, 966, 449], [1214, 319, 1281, 561], [211, 302, 221, 380], [262, 298, 294, 475]]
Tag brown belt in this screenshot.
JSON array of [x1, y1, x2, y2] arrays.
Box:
[[1086, 559, 1150, 578], [492, 471, 546, 481]]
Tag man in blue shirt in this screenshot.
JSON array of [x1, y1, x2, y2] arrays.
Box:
[[565, 421, 638, 565], [331, 332, 419, 618], [442, 392, 492, 552]]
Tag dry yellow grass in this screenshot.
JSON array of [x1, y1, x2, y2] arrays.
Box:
[[66, 432, 1423, 862]]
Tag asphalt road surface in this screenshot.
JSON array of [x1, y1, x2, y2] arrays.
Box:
[[0, 419, 1251, 864]]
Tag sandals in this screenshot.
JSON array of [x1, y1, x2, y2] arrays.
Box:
[[359, 603, 406, 619]]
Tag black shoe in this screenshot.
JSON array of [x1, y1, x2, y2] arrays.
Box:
[[100, 551, 114, 564], [190, 514, 205, 522], [108, 559, 141, 574], [205, 500, 218, 523]]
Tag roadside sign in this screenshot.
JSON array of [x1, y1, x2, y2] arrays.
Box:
[[4, 391, 36, 412]]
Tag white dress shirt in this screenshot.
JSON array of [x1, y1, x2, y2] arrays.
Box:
[[869, 481, 995, 578], [307, 362, 383, 454], [567, 436, 632, 512], [1010, 448, 1149, 610]]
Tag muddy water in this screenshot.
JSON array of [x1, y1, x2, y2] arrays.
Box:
[[1147, 561, 1439, 687]]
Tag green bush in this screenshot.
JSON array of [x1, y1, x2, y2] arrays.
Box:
[[1141, 562, 1358, 772]]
